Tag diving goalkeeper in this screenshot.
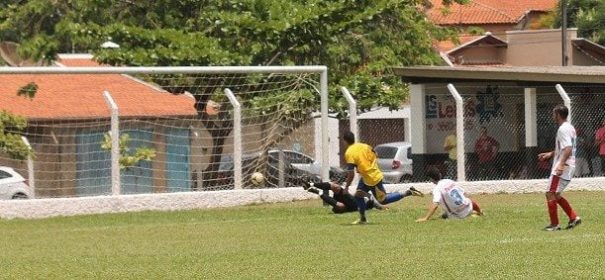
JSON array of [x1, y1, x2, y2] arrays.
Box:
[[304, 181, 423, 214]]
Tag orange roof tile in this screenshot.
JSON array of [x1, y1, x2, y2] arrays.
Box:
[[1, 56, 197, 120], [428, 0, 557, 25]]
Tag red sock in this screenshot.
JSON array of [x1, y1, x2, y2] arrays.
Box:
[[547, 200, 559, 225], [557, 197, 577, 221], [471, 200, 481, 213]]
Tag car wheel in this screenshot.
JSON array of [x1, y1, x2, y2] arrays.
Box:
[[399, 175, 413, 183], [11, 193, 28, 199]]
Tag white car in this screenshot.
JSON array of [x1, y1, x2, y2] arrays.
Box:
[[374, 142, 413, 183], [268, 149, 321, 176], [267, 149, 347, 182], [0, 166, 33, 199]]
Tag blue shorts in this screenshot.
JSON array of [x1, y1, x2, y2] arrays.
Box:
[[357, 179, 386, 202]]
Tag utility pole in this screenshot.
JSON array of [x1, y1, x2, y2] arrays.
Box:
[[562, 0, 568, 66]]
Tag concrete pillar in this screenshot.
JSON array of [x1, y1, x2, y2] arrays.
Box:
[[524, 87, 539, 178], [410, 83, 427, 181]]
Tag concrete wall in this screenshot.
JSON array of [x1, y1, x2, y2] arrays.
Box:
[[1, 178, 603, 220], [506, 29, 577, 66], [450, 44, 506, 65], [572, 47, 603, 66]]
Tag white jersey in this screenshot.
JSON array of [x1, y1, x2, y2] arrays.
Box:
[[432, 179, 472, 219], [551, 121, 576, 180]]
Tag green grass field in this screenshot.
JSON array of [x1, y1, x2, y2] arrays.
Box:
[[1, 191, 604, 279]]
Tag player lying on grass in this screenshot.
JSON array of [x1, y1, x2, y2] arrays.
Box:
[[304, 181, 424, 214], [416, 167, 483, 222]]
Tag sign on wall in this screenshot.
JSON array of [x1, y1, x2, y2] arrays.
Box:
[[425, 86, 518, 154]]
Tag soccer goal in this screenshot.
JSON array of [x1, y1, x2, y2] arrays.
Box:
[[0, 66, 330, 198]]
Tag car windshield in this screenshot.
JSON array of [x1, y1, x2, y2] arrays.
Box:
[[219, 153, 261, 171], [218, 156, 234, 171], [269, 151, 314, 164], [0, 170, 12, 179], [375, 146, 398, 159]]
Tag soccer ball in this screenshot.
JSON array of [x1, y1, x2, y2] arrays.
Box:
[[251, 172, 265, 186]]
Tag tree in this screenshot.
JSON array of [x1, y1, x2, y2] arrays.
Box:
[[550, 0, 605, 46], [0, 111, 31, 160], [0, 0, 465, 186], [0, 81, 37, 161], [101, 133, 156, 171]]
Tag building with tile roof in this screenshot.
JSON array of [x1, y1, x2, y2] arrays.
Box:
[[0, 54, 201, 197], [427, 0, 558, 34], [434, 28, 605, 67], [0, 54, 197, 120]]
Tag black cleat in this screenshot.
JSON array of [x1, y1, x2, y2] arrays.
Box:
[[352, 217, 367, 225], [543, 224, 561, 231], [409, 187, 424, 197], [565, 217, 582, 230], [306, 186, 320, 195], [303, 181, 314, 190]]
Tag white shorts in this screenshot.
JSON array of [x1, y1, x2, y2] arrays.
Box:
[[547, 175, 571, 193], [444, 198, 473, 219]]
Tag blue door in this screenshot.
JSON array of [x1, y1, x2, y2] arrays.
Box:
[[76, 131, 110, 196], [166, 128, 190, 192], [121, 130, 154, 194]]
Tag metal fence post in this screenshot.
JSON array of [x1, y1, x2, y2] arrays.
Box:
[[447, 84, 466, 182], [20, 136, 35, 198], [103, 91, 120, 195], [320, 69, 329, 181], [556, 84, 571, 123], [224, 88, 242, 189], [340, 87, 358, 139]]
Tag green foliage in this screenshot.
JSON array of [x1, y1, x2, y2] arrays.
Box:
[[467, 26, 486, 35], [0, 111, 31, 160], [553, 0, 605, 45], [0, 0, 465, 114], [534, 11, 556, 29], [0, 192, 603, 278], [0, 0, 466, 177], [17, 82, 38, 99], [101, 133, 156, 170], [0, 82, 36, 160]]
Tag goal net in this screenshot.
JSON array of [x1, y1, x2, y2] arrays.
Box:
[[0, 66, 328, 198]]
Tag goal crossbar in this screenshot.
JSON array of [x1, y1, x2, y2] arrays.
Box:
[[0, 66, 327, 75]]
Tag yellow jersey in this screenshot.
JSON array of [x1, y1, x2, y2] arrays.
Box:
[[444, 134, 457, 161], [344, 143, 383, 186]]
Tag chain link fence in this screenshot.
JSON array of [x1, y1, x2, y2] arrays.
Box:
[[343, 83, 605, 183]]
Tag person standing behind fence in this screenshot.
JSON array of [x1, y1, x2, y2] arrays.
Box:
[[575, 127, 590, 177], [474, 126, 500, 180], [443, 132, 457, 179], [594, 119, 605, 176]]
